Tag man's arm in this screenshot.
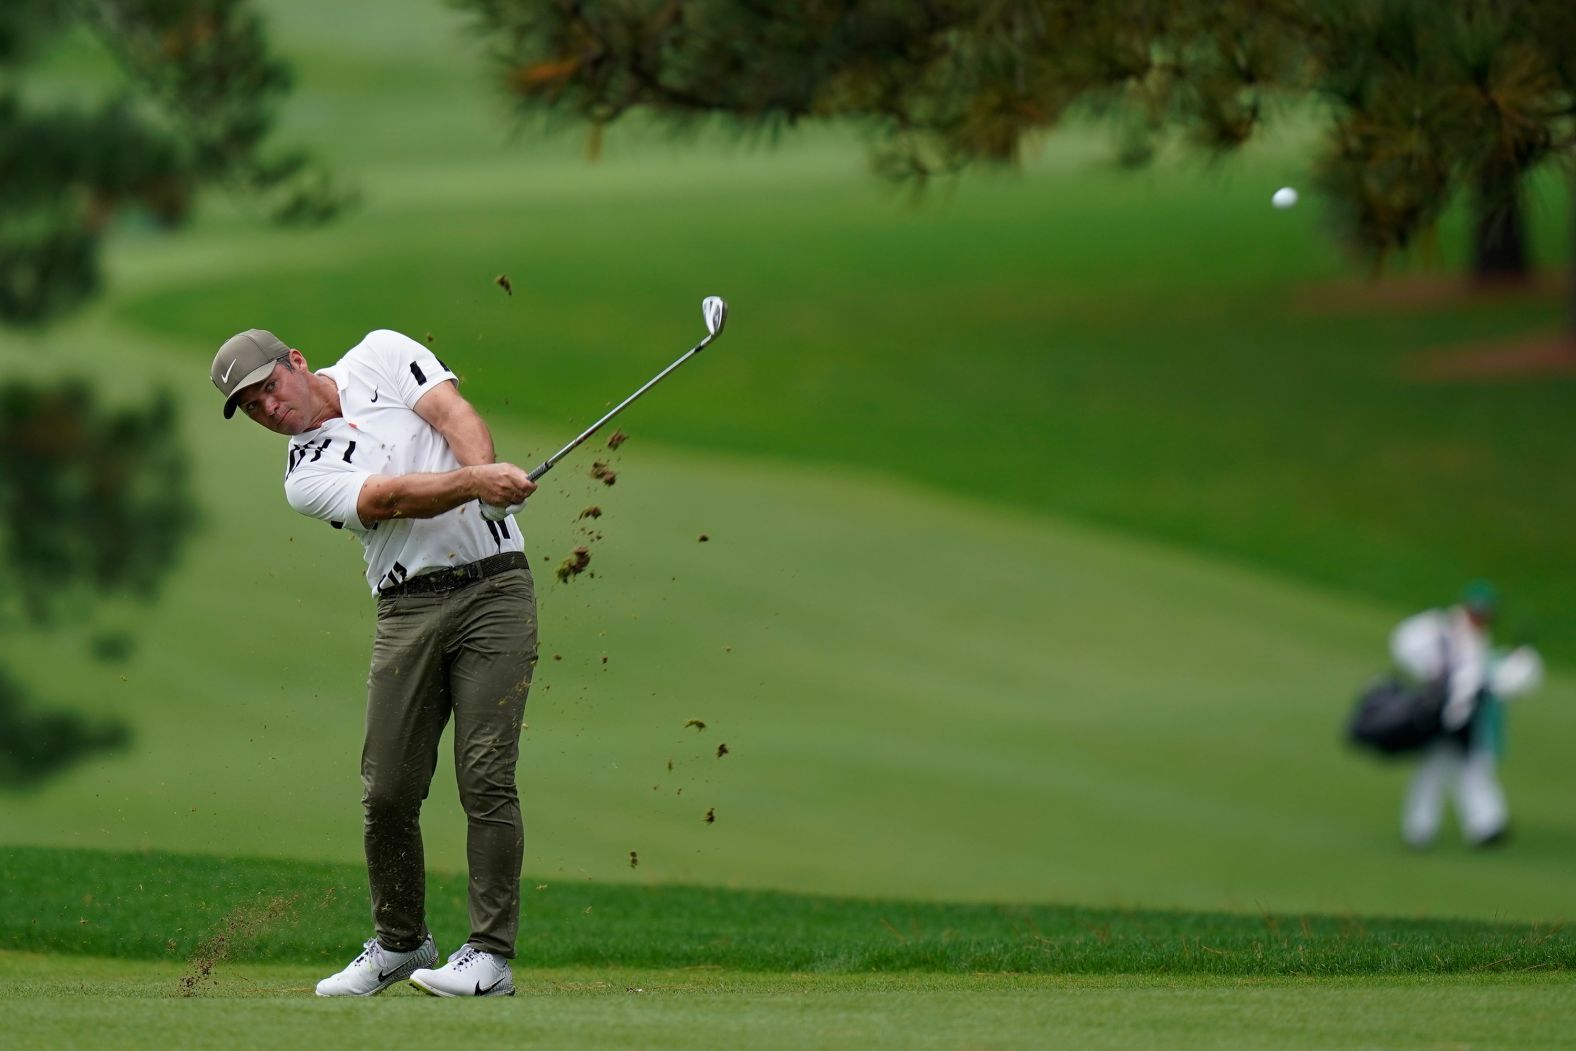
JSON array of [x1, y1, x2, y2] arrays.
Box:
[[414, 380, 495, 466], [357, 463, 534, 525], [412, 378, 534, 519], [285, 363, 532, 529]]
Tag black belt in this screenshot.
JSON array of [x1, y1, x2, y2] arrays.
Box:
[[377, 552, 528, 599]]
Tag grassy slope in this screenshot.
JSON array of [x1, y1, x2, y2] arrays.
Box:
[[4, 954, 1570, 1051], [106, 0, 1576, 658], [2, 310, 1574, 922], [113, 135, 1576, 658]]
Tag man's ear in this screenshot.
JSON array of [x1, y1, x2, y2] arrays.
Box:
[[289, 348, 309, 371]]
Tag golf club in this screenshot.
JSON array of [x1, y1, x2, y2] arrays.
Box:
[[482, 297, 728, 520], [528, 295, 728, 482]]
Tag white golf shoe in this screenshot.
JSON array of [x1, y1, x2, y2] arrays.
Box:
[[314, 934, 439, 997], [409, 944, 515, 997]]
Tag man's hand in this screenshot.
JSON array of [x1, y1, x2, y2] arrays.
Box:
[[469, 463, 535, 507], [479, 462, 534, 521]]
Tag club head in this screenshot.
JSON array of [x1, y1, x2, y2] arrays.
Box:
[[702, 296, 728, 337]]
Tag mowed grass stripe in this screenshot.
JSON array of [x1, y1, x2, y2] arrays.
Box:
[[4, 846, 1571, 976], [1, 956, 1569, 1051], [1, 956, 1571, 1051]]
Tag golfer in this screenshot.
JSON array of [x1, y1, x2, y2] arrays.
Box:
[[212, 327, 538, 997]]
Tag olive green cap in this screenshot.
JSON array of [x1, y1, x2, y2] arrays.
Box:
[[212, 329, 289, 418]]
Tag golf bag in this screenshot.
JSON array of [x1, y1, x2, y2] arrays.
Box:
[[1346, 676, 1448, 756]]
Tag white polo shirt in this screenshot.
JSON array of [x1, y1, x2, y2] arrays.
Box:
[[282, 329, 524, 594]]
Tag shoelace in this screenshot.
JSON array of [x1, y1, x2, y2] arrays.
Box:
[[350, 938, 380, 968], [353, 936, 431, 969], [447, 946, 484, 971]]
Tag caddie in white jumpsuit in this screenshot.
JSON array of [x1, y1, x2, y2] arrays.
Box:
[[1390, 581, 1543, 848]]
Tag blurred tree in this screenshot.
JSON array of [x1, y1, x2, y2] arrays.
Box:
[[454, 0, 1575, 325], [1, 0, 352, 325], [1304, 1, 1573, 288], [0, 0, 336, 786]]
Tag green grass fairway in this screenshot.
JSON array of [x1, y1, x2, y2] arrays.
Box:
[[7, 3, 1576, 1047], [7, 846, 1570, 1050], [3, 308, 1575, 924], [3, 953, 1570, 1051], [3, 299, 1576, 926]]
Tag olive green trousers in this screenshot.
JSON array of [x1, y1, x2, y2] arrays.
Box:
[[362, 566, 537, 958]]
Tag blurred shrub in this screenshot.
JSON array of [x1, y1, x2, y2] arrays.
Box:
[[0, 665, 129, 790], [0, 377, 196, 788]]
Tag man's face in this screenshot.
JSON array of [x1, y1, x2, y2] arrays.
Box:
[[235, 351, 313, 435]]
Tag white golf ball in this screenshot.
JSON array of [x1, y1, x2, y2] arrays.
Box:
[[1272, 186, 1299, 209]]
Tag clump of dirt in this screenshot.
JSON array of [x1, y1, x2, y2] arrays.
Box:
[[607, 429, 628, 450], [704, 807, 716, 824], [578, 506, 602, 520], [179, 894, 298, 996], [494, 274, 513, 295], [590, 461, 617, 486], [716, 743, 729, 759], [698, 534, 709, 543], [683, 719, 706, 731], [628, 851, 638, 869], [556, 546, 592, 583]]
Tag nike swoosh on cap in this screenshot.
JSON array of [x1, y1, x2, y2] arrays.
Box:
[[221, 360, 236, 383]]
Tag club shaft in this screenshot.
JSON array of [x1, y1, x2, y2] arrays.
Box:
[[528, 333, 716, 482]]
